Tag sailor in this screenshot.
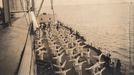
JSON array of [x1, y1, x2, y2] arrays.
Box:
[[35, 28, 40, 39], [85, 60, 105, 74], [56, 21, 60, 31], [71, 52, 80, 58], [68, 34, 76, 43], [74, 39, 82, 48], [59, 34, 66, 41], [85, 49, 91, 64], [55, 68, 71, 75], [50, 45, 56, 55], [36, 45, 45, 51], [36, 25, 44, 38], [76, 45, 86, 57], [68, 42, 75, 49], [47, 21, 51, 33], [49, 42, 56, 48], [104, 53, 111, 68], [69, 56, 81, 66], [94, 67, 106, 75], [53, 52, 65, 64], [55, 47, 64, 56], [74, 60, 86, 75], [93, 53, 104, 62], [74, 38, 81, 43], [53, 60, 67, 71], [36, 49, 47, 60], [61, 38, 68, 45], [67, 47, 76, 58], [69, 27, 74, 34], [58, 28, 65, 35], [52, 46, 63, 56], [61, 42, 68, 51], [40, 22, 46, 30], [115, 59, 121, 74]]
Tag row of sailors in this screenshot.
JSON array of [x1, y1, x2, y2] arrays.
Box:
[[35, 22, 106, 75]]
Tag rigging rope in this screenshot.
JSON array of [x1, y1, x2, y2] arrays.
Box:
[[50, 0, 55, 23], [37, 0, 45, 17], [20, 0, 31, 26]]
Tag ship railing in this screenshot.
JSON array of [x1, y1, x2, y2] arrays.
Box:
[[15, 11, 39, 75]]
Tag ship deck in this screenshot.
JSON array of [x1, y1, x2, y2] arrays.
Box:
[[0, 16, 32, 75]]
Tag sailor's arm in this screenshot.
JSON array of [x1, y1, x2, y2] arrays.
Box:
[[58, 49, 64, 54], [99, 61, 105, 64], [100, 67, 106, 72], [80, 60, 87, 64], [62, 60, 67, 67], [76, 56, 80, 61], [53, 64, 61, 68], [55, 71, 62, 74], [36, 45, 45, 51], [53, 56, 58, 59], [92, 55, 99, 59], [71, 52, 80, 57], [85, 65, 94, 70], [65, 68, 71, 72], [95, 67, 105, 75], [60, 52, 65, 57]]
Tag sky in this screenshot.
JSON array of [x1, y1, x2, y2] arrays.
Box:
[[54, 0, 129, 5], [34, 0, 131, 9], [0, 0, 132, 8], [36, 0, 131, 6], [0, 0, 132, 7]]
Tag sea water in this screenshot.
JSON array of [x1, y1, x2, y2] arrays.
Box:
[[39, 2, 133, 66]]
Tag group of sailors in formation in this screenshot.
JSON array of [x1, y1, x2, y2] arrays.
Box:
[[33, 20, 115, 75]]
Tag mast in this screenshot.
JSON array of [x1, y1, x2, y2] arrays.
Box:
[[50, 0, 55, 23], [32, 0, 35, 13], [128, 1, 133, 75], [2, 0, 11, 26]]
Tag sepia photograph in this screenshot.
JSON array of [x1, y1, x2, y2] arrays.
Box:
[[0, 0, 134, 75]]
